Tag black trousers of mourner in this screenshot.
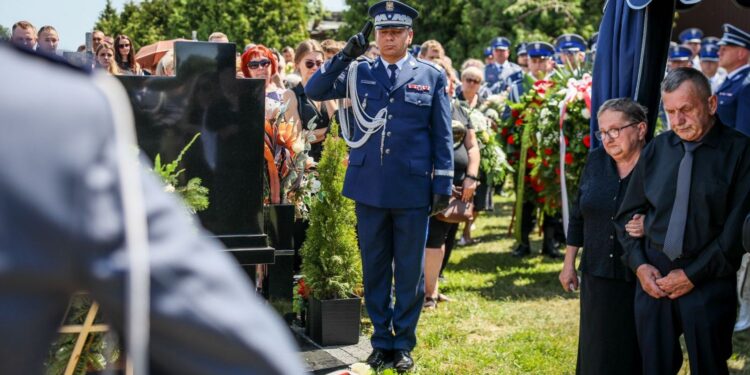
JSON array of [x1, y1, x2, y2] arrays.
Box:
[[635, 247, 737, 375], [577, 273, 641, 375]]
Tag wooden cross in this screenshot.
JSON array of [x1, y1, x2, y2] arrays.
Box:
[[58, 295, 110, 375]]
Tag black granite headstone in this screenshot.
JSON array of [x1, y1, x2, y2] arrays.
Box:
[[117, 41, 274, 264]]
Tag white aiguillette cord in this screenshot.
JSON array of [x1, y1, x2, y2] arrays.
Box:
[[337, 60, 389, 150], [92, 72, 150, 375]]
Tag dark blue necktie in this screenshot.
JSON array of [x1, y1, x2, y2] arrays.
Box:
[[388, 64, 398, 88], [662, 141, 702, 261]]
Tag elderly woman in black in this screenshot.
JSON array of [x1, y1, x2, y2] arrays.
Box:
[[559, 98, 647, 375]]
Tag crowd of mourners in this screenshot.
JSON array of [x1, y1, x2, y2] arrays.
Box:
[[7, 14, 750, 375]]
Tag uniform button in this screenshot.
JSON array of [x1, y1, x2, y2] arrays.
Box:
[[387, 131, 392, 137], [390, 98, 395, 103], [610, 216, 614, 220], [609, 235, 614, 239], [609, 254, 614, 258], [388, 115, 393, 120], [365, 93, 369, 97], [417, 100, 422, 104], [385, 149, 390, 154], [425, 171, 429, 175]]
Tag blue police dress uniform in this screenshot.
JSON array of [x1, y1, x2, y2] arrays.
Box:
[[716, 23, 750, 135], [716, 67, 750, 134], [305, 33, 453, 352]]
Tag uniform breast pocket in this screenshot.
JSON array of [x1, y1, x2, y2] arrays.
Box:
[[405, 91, 433, 107], [356, 86, 384, 109]]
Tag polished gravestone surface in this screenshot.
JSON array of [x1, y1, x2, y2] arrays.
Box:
[[117, 41, 287, 274]]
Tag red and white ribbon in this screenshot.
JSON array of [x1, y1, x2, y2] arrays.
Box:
[[558, 74, 592, 234]]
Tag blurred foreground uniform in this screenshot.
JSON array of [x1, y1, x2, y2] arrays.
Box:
[[0, 43, 304, 375]]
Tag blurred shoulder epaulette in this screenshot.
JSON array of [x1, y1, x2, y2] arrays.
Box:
[[4, 41, 92, 74], [415, 58, 441, 72], [356, 55, 373, 64]]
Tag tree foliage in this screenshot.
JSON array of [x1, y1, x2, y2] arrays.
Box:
[[94, 0, 309, 52], [339, 0, 604, 66], [300, 121, 362, 300], [0, 24, 10, 40]]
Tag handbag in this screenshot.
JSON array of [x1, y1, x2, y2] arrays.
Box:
[[436, 187, 474, 223]]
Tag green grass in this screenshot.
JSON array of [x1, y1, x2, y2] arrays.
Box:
[[374, 194, 750, 374]]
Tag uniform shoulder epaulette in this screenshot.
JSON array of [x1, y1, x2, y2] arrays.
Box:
[[4, 41, 91, 74], [356, 55, 373, 64], [415, 58, 441, 72]]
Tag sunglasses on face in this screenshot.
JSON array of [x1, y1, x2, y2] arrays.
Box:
[[247, 59, 271, 70], [464, 78, 481, 85], [304, 60, 324, 69], [118, 44, 130, 48]]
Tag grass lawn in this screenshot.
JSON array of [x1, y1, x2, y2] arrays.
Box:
[[376, 194, 750, 374]]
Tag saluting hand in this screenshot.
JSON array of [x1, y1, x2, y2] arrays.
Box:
[[342, 21, 372, 59], [636, 264, 667, 299], [655, 269, 694, 299]]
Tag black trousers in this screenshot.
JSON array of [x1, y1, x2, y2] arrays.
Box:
[[519, 202, 564, 250], [635, 247, 737, 375], [577, 273, 641, 375]]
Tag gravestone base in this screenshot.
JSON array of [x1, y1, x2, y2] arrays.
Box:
[[292, 325, 372, 374]]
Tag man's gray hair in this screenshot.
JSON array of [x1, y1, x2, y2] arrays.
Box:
[[597, 97, 648, 124], [661, 67, 712, 101]]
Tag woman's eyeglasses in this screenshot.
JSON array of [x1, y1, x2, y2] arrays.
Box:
[[463, 78, 481, 85], [118, 44, 131, 49], [594, 122, 639, 141], [247, 59, 271, 70], [304, 60, 324, 69]]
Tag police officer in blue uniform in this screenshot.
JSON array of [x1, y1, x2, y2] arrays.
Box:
[[304, 1, 453, 372], [555, 33, 587, 69], [667, 45, 693, 71], [485, 36, 523, 94], [0, 42, 305, 375], [679, 27, 704, 70], [700, 43, 726, 94], [516, 42, 529, 73], [716, 23, 750, 135]]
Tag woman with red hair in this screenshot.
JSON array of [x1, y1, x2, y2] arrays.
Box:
[[242, 45, 285, 120]]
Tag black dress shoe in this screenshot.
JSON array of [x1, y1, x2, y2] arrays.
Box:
[[366, 348, 392, 369], [393, 350, 414, 372], [512, 243, 531, 257]]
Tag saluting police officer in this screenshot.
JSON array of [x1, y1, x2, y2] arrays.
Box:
[[0, 42, 305, 375], [716, 23, 750, 136], [305, 1, 453, 372]]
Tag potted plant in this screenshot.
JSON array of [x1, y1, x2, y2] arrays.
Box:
[[300, 121, 362, 346]]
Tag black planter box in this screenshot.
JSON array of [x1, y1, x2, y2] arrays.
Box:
[[307, 296, 361, 346]]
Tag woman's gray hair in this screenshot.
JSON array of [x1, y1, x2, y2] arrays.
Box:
[[596, 97, 648, 124]]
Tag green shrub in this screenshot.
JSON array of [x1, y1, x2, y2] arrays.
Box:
[[300, 121, 362, 300]]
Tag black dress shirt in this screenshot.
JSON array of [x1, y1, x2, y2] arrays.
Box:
[[567, 147, 634, 281], [614, 119, 750, 285]]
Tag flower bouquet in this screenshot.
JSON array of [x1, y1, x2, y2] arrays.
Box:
[[263, 102, 320, 219], [468, 104, 513, 187]]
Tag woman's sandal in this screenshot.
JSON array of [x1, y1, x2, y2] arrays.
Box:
[[423, 297, 438, 310]]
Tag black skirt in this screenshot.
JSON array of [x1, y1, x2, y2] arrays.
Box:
[[577, 272, 642, 375]]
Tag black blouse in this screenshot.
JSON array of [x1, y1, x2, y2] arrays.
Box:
[[567, 147, 635, 281]]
